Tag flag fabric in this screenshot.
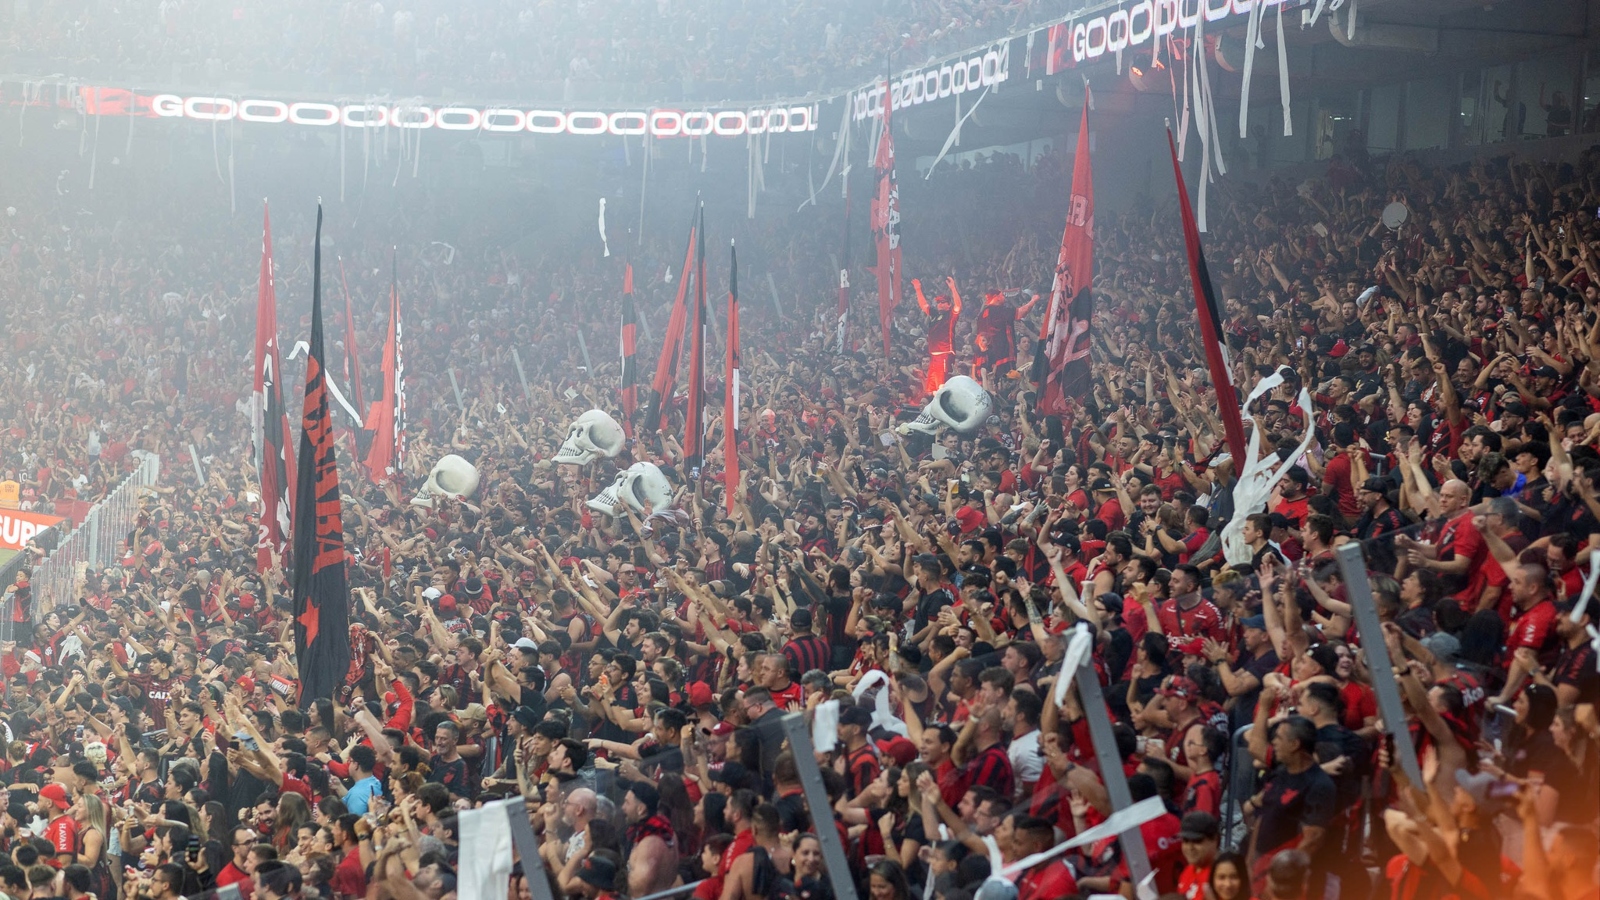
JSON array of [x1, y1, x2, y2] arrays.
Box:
[[338, 257, 366, 424], [620, 263, 639, 437], [1168, 129, 1248, 464], [870, 80, 902, 361], [684, 205, 708, 475], [253, 202, 296, 572], [292, 204, 352, 707], [724, 241, 740, 514], [837, 168, 852, 352], [1036, 97, 1096, 417], [362, 253, 405, 485], [646, 210, 699, 434]]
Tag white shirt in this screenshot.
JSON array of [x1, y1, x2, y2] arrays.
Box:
[[1008, 728, 1043, 800]]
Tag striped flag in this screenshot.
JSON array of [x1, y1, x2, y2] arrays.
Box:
[[253, 202, 295, 572], [620, 263, 639, 436]]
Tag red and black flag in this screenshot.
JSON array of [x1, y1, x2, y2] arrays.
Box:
[[1168, 129, 1247, 463], [619, 263, 639, 436], [646, 207, 699, 434], [291, 204, 352, 707], [724, 241, 740, 514], [870, 77, 902, 361], [362, 252, 405, 486], [1035, 95, 1096, 417], [338, 256, 367, 430], [684, 204, 708, 476], [253, 202, 296, 572]]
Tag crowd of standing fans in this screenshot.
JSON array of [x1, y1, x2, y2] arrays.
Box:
[[0, 133, 1596, 900]]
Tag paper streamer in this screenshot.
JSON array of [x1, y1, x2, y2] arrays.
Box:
[[924, 86, 990, 179], [1237, 0, 1267, 138], [1053, 623, 1095, 707], [1220, 366, 1316, 565], [286, 341, 365, 426], [994, 797, 1168, 878], [1276, 2, 1293, 137], [851, 669, 909, 737], [457, 801, 515, 900], [799, 101, 852, 211], [599, 198, 611, 257], [812, 699, 840, 753], [1569, 553, 1600, 622]]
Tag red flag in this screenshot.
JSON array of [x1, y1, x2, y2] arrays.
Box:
[[253, 202, 296, 572], [684, 205, 708, 474], [362, 254, 405, 485], [338, 257, 366, 422], [870, 82, 902, 361], [620, 264, 639, 437], [646, 209, 699, 434], [1036, 97, 1096, 416], [1169, 130, 1247, 463], [291, 203, 351, 707], [724, 241, 740, 514]]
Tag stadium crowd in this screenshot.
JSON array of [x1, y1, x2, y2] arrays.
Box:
[[1, 0, 1035, 97], [0, 129, 1596, 900]]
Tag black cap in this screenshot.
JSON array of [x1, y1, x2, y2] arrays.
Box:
[[512, 706, 541, 730], [790, 608, 813, 630], [576, 856, 618, 891], [1089, 478, 1115, 492], [839, 706, 874, 728], [463, 576, 484, 596], [1500, 399, 1529, 417], [1533, 365, 1560, 379], [1361, 477, 1390, 494], [1179, 811, 1219, 842]]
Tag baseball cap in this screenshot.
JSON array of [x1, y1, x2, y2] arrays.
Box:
[[1500, 399, 1529, 417], [1179, 811, 1219, 842], [421, 587, 443, 601], [576, 856, 618, 892], [457, 703, 489, 724], [512, 706, 541, 730], [877, 737, 918, 766], [710, 721, 736, 737], [790, 608, 813, 630], [1158, 677, 1199, 700], [438, 594, 458, 611], [1209, 453, 1233, 469], [839, 706, 873, 727], [1532, 365, 1560, 379], [513, 637, 539, 652], [1420, 631, 1461, 665], [39, 784, 68, 809], [1241, 615, 1267, 630], [1361, 477, 1389, 494], [1089, 478, 1115, 492]]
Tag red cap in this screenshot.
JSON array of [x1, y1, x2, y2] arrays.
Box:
[[1158, 676, 1199, 700], [439, 594, 458, 610], [876, 736, 918, 766], [39, 783, 68, 808], [687, 682, 714, 708], [236, 594, 256, 611], [710, 721, 736, 736], [237, 676, 256, 694]]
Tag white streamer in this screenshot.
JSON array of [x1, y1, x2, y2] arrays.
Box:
[[1220, 366, 1316, 565], [799, 101, 852, 212], [924, 86, 990, 179], [813, 699, 840, 753], [599, 198, 610, 257], [1277, 1, 1293, 136], [851, 669, 908, 737], [995, 797, 1167, 876], [1238, 0, 1267, 138], [1052, 623, 1095, 707]]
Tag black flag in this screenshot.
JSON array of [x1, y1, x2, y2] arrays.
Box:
[[291, 204, 352, 707]]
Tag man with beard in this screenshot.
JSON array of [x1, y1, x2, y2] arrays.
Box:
[[621, 782, 678, 898]]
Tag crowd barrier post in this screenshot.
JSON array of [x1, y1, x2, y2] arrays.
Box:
[[1333, 542, 1424, 787], [1074, 655, 1153, 885], [780, 712, 862, 900], [1219, 724, 1254, 852]]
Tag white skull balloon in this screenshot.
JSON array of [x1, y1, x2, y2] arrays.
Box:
[[896, 374, 993, 436], [410, 454, 480, 507], [587, 461, 673, 517], [554, 409, 626, 465]]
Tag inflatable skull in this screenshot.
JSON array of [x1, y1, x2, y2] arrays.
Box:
[[410, 454, 481, 507], [587, 461, 673, 517], [896, 375, 993, 436], [554, 409, 625, 465]]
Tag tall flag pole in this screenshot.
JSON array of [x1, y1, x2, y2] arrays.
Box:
[[836, 166, 852, 352], [253, 201, 296, 573], [1168, 129, 1247, 463], [684, 203, 708, 479], [646, 205, 699, 434], [362, 251, 405, 486], [870, 67, 902, 362], [1035, 94, 1096, 417], [338, 256, 366, 425], [724, 241, 740, 514], [292, 203, 352, 707], [619, 263, 639, 437]]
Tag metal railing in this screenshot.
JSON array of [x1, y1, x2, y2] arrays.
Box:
[[31, 454, 161, 616], [1220, 724, 1256, 852]]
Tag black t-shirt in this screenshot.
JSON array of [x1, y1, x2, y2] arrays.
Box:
[[1254, 763, 1336, 858], [1314, 722, 1369, 813], [914, 588, 954, 634], [774, 789, 810, 833], [1231, 649, 1281, 732]]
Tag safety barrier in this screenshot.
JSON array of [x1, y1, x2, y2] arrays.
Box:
[[31, 454, 161, 616]]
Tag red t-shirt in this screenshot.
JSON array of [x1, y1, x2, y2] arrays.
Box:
[[45, 815, 77, 866], [1437, 512, 1489, 608], [331, 846, 368, 899], [1095, 498, 1126, 532], [1322, 452, 1361, 519], [1177, 863, 1213, 900]]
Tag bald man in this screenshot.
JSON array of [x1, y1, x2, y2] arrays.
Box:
[[1397, 479, 1488, 610], [563, 788, 598, 863], [1506, 564, 1560, 664]]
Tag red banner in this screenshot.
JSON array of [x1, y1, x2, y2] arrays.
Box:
[[0, 509, 65, 551], [1036, 97, 1095, 417]]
